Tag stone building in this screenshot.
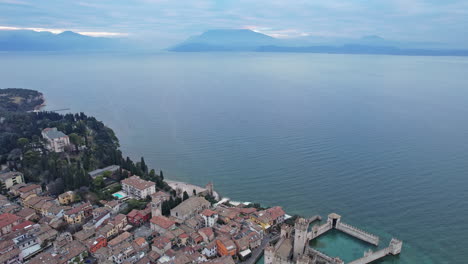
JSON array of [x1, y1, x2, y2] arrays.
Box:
[[150, 191, 171, 217], [170, 196, 210, 220]]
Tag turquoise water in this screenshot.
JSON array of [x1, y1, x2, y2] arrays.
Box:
[[1, 52, 468, 263], [311, 229, 394, 263], [113, 193, 124, 199]]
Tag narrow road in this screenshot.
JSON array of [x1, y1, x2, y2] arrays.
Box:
[[239, 234, 280, 264]]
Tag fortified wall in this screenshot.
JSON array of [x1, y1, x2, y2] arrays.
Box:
[[265, 213, 403, 264]]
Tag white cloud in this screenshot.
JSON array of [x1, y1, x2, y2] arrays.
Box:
[[0, 26, 127, 37], [244, 26, 310, 38]]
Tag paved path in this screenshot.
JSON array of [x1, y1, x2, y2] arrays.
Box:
[[240, 234, 280, 264]]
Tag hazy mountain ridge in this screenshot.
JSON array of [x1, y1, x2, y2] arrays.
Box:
[[170, 29, 468, 56], [0, 30, 125, 51], [2, 28, 467, 56]]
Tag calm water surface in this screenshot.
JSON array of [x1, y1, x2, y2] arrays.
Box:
[[1, 52, 468, 263]]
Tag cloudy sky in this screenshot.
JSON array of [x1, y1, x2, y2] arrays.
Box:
[[1, 0, 467, 47]]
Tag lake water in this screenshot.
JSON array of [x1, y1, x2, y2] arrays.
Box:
[[1, 52, 468, 263]]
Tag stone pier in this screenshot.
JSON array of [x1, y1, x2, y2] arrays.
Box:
[[311, 213, 379, 246], [347, 238, 403, 264], [335, 222, 379, 246]]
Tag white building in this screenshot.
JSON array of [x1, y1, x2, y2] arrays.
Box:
[[121, 176, 156, 199], [201, 209, 218, 227], [202, 241, 217, 258], [41, 128, 70, 152]]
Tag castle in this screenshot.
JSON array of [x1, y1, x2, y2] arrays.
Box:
[[264, 213, 402, 264]]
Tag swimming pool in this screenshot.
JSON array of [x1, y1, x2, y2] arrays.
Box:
[[112, 191, 126, 199]]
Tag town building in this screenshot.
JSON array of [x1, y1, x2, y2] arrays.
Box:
[[58, 191, 76, 205], [152, 236, 172, 255], [216, 237, 237, 257], [41, 127, 70, 152], [170, 196, 210, 220], [85, 235, 107, 253], [0, 171, 24, 189], [150, 215, 176, 234], [151, 191, 171, 216], [201, 209, 218, 227], [63, 202, 93, 224], [0, 213, 23, 235], [121, 176, 156, 199], [127, 207, 151, 226]]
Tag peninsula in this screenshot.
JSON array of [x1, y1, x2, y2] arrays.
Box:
[[0, 89, 402, 264]]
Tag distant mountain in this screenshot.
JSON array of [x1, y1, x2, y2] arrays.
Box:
[[169, 29, 280, 51], [171, 29, 468, 56], [256, 45, 468, 56], [0, 30, 126, 51]]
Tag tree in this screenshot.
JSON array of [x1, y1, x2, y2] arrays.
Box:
[[193, 189, 197, 196], [93, 176, 105, 190], [162, 201, 171, 216], [102, 171, 112, 178], [17, 138, 29, 149], [68, 133, 82, 151], [140, 157, 148, 174], [160, 170, 164, 180], [183, 191, 189, 201], [149, 169, 156, 181]]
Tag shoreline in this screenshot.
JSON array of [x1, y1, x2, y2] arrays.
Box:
[[33, 94, 47, 111]]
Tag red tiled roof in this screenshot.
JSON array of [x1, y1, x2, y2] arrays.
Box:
[[201, 209, 217, 217], [198, 227, 214, 237], [18, 184, 41, 194], [0, 213, 22, 229], [65, 202, 92, 216], [152, 236, 171, 249], [266, 206, 285, 220], [134, 237, 147, 247], [127, 209, 139, 218], [240, 207, 257, 214], [151, 191, 170, 199], [179, 233, 189, 239], [150, 215, 176, 230], [12, 220, 34, 231]]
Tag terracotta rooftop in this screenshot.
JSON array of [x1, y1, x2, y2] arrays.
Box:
[[15, 208, 36, 218], [0, 213, 22, 229], [201, 209, 217, 217], [151, 215, 176, 230], [152, 236, 171, 249], [134, 237, 147, 247], [121, 176, 155, 190], [17, 184, 41, 194], [266, 206, 286, 220], [64, 202, 92, 216], [108, 231, 132, 247], [12, 220, 34, 231], [151, 191, 170, 199], [198, 227, 214, 238]]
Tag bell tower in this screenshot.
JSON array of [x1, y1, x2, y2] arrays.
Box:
[[293, 217, 310, 261]]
